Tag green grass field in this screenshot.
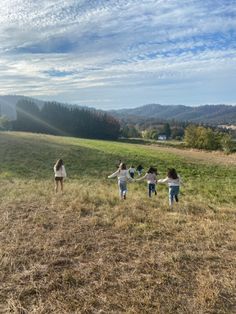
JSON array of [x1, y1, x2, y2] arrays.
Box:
[[0, 131, 235, 313]]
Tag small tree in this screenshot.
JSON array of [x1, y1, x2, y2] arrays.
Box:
[[162, 123, 171, 139], [0, 115, 11, 130], [121, 125, 140, 138], [171, 127, 184, 140], [184, 125, 198, 147], [221, 134, 234, 154], [149, 129, 159, 140]]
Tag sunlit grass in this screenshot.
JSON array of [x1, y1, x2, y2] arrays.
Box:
[[0, 131, 235, 313]]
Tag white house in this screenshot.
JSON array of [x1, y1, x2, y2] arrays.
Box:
[[158, 134, 167, 141]]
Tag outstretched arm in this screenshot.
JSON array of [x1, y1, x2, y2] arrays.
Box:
[[108, 169, 119, 179], [157, 177, 169, 184], [136, 173, 148, 182]]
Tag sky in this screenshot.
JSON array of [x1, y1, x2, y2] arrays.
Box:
[[0, 0, 236, 109]]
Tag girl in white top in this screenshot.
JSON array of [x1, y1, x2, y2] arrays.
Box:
[[53, 159, 67, 193], [128, 165, 136, 178], [108, 163, 134, 200], [136, 166, 158, 197], [158, 168, 183, 207]]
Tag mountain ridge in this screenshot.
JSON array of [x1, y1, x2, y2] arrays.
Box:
[[110, 103, 236, 125], [0, 95, 235, 125]]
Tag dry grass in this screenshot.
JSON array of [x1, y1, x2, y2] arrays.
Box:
[[0, 180, 235, 314], [0, 132, 235, 313]]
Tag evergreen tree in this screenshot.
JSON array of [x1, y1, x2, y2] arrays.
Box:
[[162, 123, 171, 139], [12, 100, 120, 140], [13, 99, 42, 132]]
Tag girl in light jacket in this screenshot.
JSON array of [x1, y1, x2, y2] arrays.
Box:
[[54, 159, 67, 193], [158, 168, 183, 207], [108, 163, 134, 200], [136, 166, 158, 197]]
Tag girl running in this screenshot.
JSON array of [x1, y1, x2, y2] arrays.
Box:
[[158, 168, 183, 207], [136, 166, 158, 197], [108, 163, 134, 200]]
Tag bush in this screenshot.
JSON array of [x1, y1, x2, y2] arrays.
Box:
[[0, 115, 11, 130], [221, 134, 234, 154], [184, 125, 232, 152]]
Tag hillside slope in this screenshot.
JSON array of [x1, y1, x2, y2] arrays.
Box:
[[0, 132, 235, 313]]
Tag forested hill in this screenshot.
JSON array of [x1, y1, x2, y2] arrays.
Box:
[[1, 95, 235, 125], [2, 98, 120, 140], [110, 104, 236, 125], [0, 95, 45, 120]]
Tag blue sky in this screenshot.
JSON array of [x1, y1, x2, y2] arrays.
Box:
[[0, 0, 236, 109]]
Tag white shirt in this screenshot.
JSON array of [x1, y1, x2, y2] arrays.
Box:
[[54, 165, 67, 178], [137, 173, 157, 184], [128, 167, 135, 174], [158, 176, 182, 187], [108, 169, 133, 183]]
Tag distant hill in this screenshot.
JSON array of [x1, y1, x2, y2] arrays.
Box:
[[110, 104, 236, 125], [0, 95, 45, 120], [1, 95, 235, 125]]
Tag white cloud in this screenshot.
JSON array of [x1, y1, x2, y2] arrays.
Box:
[[0, 0, 235, 107]]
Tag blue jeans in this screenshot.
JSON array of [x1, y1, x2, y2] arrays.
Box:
[[148, 183, 156, 197], [118, 181, 127, 198], [169, 186, 179, 206]]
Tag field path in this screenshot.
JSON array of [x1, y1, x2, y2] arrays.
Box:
[[148, 144, 236, 166]]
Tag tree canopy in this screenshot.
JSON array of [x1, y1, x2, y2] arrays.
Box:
[[12, 100, 120, 140]]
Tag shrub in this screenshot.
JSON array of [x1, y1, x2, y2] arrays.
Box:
[[221, 134, 234, 154], [184, 125, 228, 151]]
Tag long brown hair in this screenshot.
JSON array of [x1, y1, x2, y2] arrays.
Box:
[[118, 163, 126, 171], [55, 159, 64, 171], [167, 168, 178, 179], [147, 166, 157, 174]]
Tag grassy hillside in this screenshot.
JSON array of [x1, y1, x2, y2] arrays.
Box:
[[0, 131, 235, 313]]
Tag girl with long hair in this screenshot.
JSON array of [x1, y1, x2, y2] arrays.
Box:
[[53, 159, 67, 193], [108, 163, 134, 200], [158, 168, 183, 207], [136, 166, 158, 197]]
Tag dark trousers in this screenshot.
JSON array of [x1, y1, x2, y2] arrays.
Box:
[[169, 186, 179, 206], [148, 183, 156, 197]]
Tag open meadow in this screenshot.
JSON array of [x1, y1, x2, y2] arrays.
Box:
[[0, 131, 235, 313]]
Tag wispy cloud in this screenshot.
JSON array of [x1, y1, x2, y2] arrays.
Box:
[[0, 0, 235, 108]]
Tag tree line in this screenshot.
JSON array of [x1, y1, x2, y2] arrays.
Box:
[[184, 125, 234, 153], [120, 122, 235, 153], [121, 122, 186, 140], [11, 99, 120, 140]]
